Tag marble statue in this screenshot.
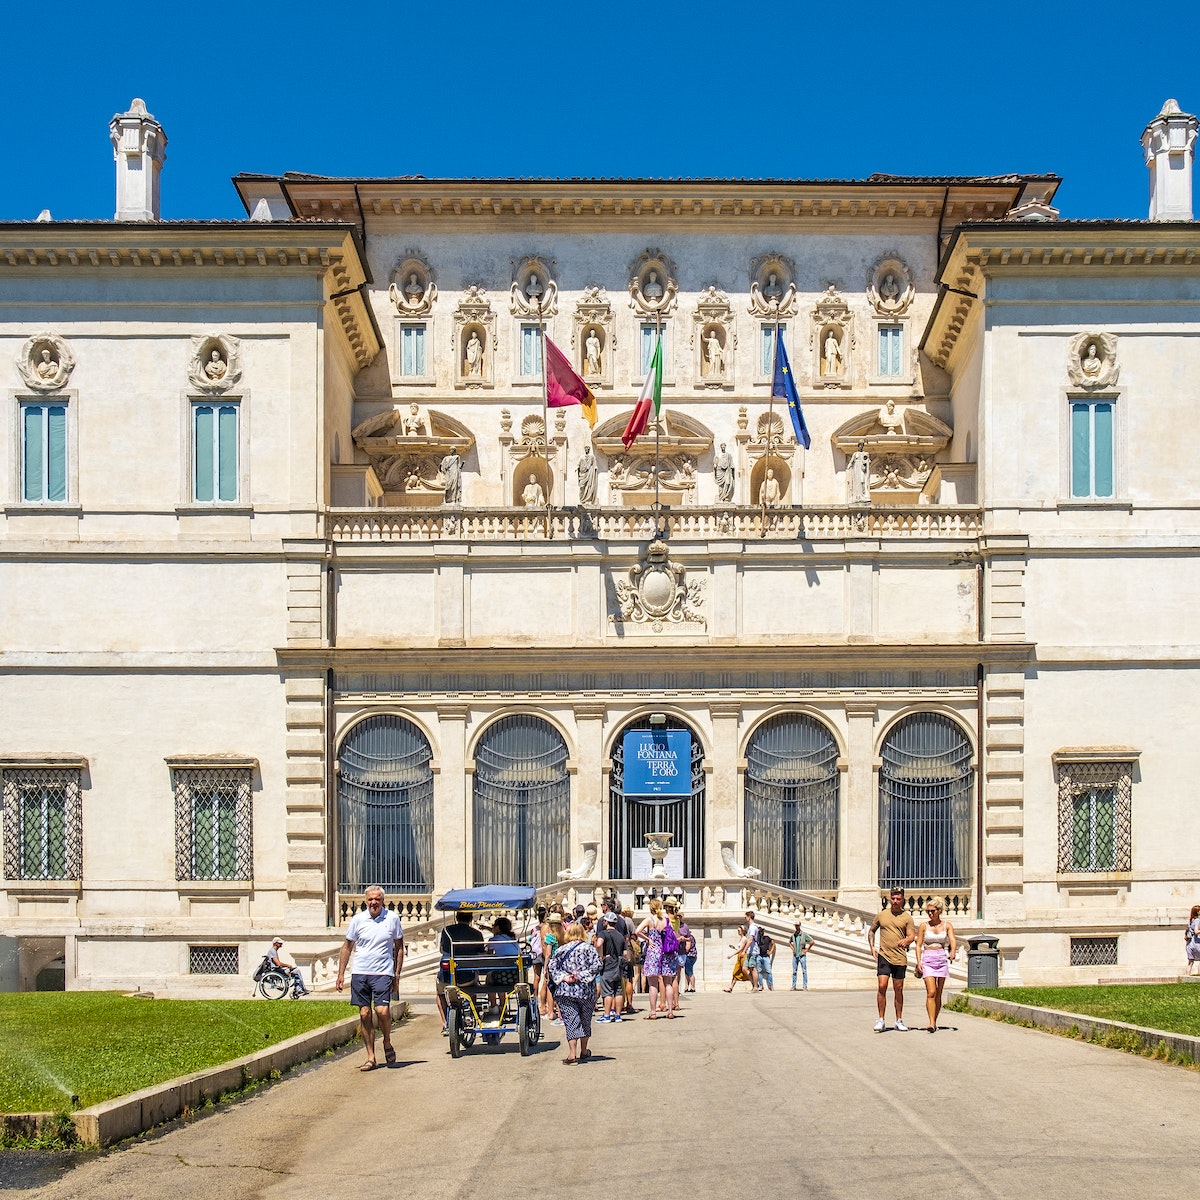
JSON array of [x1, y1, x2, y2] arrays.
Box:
[[203, 349, 228, 381], [880, 273, 900, 306], [440, 451, 462, 504], [714, 442, 735, 503], [576, 444, 598, 505], [849, 441, 871, 503], [585, 328, 602, 375], [759, 468, 781, 507], [401, 402, 431, 437], [35, 349, 58, 380], [822, 330, 843, 376], [525, 274, 543, 304], [878, 398, 903, 434], [720, 840, 762, 879], [763, 272, 782, 303], [522, 473, 546, 507], [464, 331, 484, 377], [1081, 342, 1102, 376], [643, 271, 663, 303], [704, 330, 725, 376]]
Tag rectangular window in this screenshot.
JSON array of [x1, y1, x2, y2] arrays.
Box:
[[193, 403, 239, 503], [1, 767, 82, 880], [640, 324, 666, 375], [21, 402, 68, 502], [1070, 400, 1114, 498], [878, 325, 903, 376], [760, 326, 777, 376], [520, 325, 542, 377], [399, 324, 426, 377], [173, 766, 253, 881], [1069, 937, 1118, 967], [1056, 757, 1132, 872]]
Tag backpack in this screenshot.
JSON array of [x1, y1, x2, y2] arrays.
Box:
[[253, 955, 273, 982], [661, 920, 680, 955], [756, 930, 773, 957]]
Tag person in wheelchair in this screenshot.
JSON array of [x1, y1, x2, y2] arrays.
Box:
[[269, 937, 309, 996], [436, 910, 484, 1033]]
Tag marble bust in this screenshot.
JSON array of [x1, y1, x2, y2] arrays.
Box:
[[878, 398, 903, 434]]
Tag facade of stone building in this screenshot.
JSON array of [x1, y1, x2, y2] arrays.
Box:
[[2, 99, 1198, 991]]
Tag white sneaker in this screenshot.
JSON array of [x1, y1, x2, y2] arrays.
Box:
[[894, 1019, 908, 1032], [873, 1018, 885, 1032]]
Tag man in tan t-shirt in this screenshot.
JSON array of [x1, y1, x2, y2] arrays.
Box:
[[866, 887, 916, 1032]]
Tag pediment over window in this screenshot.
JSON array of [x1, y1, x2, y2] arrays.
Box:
[[831, 405, 952, 457], [592, 408, 713, 457]]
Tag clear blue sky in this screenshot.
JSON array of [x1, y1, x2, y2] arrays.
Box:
[[4, 2, 1193, 223]]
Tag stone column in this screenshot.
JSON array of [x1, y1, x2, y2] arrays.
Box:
[[707, 702, 742, 877], [573, 703, 607, 874], [434, 704, 470, 892], [839, 700, 879, 910]]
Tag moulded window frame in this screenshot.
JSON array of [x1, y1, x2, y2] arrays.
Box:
[[1059, 387, 1127, 507], [633, 320, 675, 387], [755, 322, 791, 386], [393, 319, 435, 387], [513, 321, 545, 386], [866, 316, 914, 387], [8, 390, 80, 509], [178, 390, 251, 511]]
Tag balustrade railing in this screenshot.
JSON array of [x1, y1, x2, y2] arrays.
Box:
[[325, 505, 982, 545]]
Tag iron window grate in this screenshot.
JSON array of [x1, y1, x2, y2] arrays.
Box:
[[189, 945, 239, 975], [1070, 936, 1118, 967], [174, 767, 253, 881], [2, 767, 83, 880], [1056, 760, 1132, 873]]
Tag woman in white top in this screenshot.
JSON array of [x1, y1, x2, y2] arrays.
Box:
[[914, 897, 957, 1032]]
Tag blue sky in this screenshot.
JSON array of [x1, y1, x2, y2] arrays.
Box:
[[3, 2, 1192, 223]]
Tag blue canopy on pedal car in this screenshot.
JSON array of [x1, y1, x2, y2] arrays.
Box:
[[435, 885, 538, 912]]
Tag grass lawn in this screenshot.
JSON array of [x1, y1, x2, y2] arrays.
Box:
[[0, 993, 352, 1113], [968, 983, 1200, 1038]]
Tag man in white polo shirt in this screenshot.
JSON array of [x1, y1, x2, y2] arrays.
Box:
[[336, 885, 405, 1071]]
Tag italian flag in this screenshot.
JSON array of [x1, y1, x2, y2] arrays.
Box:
[[621, 335, 663, 450]]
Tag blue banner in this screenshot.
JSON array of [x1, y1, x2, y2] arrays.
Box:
[[622, 730, 691, 796]]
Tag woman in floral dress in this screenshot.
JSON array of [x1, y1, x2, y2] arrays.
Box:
[[635, 898, 678, 1019], [548, 922, 603, 1063]]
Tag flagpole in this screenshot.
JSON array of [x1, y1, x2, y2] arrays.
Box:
[[653, 311, 662, 516], [537, 296, 550, 537], [763, 318, 781, 534]]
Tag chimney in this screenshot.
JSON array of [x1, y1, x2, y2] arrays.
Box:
[[109, 98, 167, 221], [1141, 99, 1198, 221]]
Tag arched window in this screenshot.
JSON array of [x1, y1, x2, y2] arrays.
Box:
[[878, 713, 972, 890], [745, 714, 839, 891], [473, 715, 569, 886], [337, 715, 433, 894], [609, 716, 705, 878]]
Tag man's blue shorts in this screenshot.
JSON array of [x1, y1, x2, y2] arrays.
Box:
[[351, 973, 394, 1008]]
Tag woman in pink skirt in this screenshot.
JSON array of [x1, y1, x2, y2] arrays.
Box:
[[915, 897, 957, 1032]]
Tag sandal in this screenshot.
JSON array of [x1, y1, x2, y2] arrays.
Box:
[[562, 1057, 578, 1065], [645, 1014, 657, 1020], [580, 1049, 592, 1061], [384, 1045, 397, 1065], [722, 987, 733, 993], [359, 1060, 377, 1072]]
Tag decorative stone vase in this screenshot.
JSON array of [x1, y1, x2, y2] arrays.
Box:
[[645, 831, 673, 879]]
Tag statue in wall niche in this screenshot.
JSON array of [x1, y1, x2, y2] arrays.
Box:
[[763, 273, 782, 304], [879, 273, 901, 307], [401, 402, 432, 437], [1081, 342, 1103, 377], [35, 349, 58, 380], [822, 330, 843, 376], [464, 331, 484, 377], [878, 398, 904, 435], [759, 469, 781, 507], [440, 451, 462, 504], [203, 349, 228, 381], [585, 328, 602, 375], [643, 271, 664, 304], [577, 444, 598, 505], [714, 442, 735, 503], [522, 473, 546, 507], [848, 441, 871, 503], [703, 329, 725, 377], [525, 274, 544, 304]]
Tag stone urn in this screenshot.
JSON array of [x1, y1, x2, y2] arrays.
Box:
[[645, 831, 673, 879]]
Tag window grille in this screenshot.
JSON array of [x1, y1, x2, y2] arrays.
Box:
[[878, 713, 973, 891], [2, 767, 83, 880], [1056, 759, 1132, 872], [745, 714, 839, 891], [189, 945, 239, 975], [1070, 937, 1117, 967], [174, 766, 253, 881], [338, 715, 433, 894], [473, 715, 569, 887]]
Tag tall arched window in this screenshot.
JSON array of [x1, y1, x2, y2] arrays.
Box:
[[473, 715, 569, 886], [878, 713, 972, 891], [745, 714, 839, 891], [337, 715, 433, 894]]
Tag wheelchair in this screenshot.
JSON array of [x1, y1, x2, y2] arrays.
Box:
[[252, 955, 305, 999]]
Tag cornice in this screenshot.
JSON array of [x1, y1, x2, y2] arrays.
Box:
[[0, 223, 380, 370]]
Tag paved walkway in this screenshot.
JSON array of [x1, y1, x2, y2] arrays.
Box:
[[14, 988, 1200, 1199]]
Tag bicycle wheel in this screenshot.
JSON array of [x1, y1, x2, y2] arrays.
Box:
[[260, 971, 288, 1000], [528, 998, 542, 1044], [447, 1006, 463, 1058], [518, 1003, 531, 1056]]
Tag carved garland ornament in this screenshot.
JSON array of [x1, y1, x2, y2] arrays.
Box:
[[614, 538, 705, 628], [1067, 332, 1120, 390], [187, 334, 242, 393], [628, 249, 679, 317], [388, 251, 437, 316], [747, 252, 798, 318], [509, 256, 558, 317], [17, 333, 76, 391], [866, 253, 915, 316]]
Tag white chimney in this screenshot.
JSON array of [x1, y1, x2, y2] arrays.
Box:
[[1141, 99, 1198, 221], [109, 98, 167, 221]]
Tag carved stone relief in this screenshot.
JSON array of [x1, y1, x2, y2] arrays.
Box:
[[1067, 332, 1120, 390], [866, 253, 915, 316], [628, 249, 679, 317], [736, 410, 796, 506], [691, 285, 735, 389], [388, 252, 437, 316], [592, 407, 712, 507], [831, 406, 952, 504], [572, 285, 614, 389], [747, 253, 798, 318], [351, 406, 474, 507], [187, 334, 242, 393], [453, 285, 495, 389], [17, 333, 75, 391], [509, 255, 558, 318], [500, 413, 565, 506], [810, 286, 854, 388], [612, 537, 706, 630]]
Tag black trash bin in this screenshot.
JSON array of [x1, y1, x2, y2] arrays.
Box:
[[966, 933, 999, 988]]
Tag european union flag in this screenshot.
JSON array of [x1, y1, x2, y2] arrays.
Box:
[[772, 327, 811, 450]]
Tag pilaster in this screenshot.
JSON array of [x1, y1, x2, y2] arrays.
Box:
[[435, 704, 470, 891], [839, 699, 879, 909], [707, 702, 742, 877], [573, 703, 607, 873]]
